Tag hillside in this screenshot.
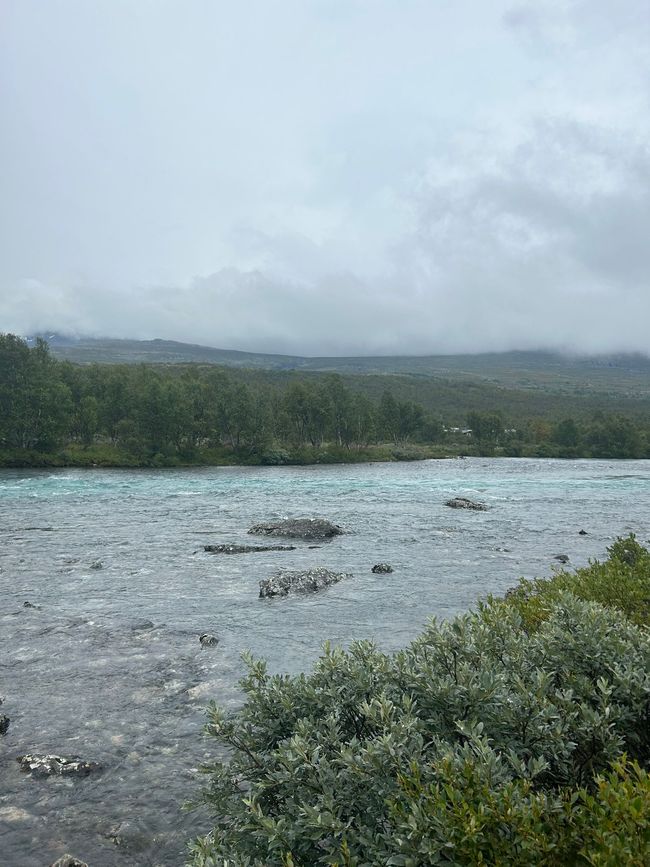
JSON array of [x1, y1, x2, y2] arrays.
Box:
[[33, 335, 650, 399]]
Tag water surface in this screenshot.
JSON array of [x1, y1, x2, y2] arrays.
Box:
[[1, 458, 649, 865]]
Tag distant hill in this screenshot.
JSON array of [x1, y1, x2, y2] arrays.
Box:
[[30, 334, 650, 399]]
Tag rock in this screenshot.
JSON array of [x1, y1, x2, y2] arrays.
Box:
[[0, 714, 10, 735], [204, 543, 296, 554], [105, 820, 150, 850], [130, 619, 155, 632], [259, 568, 350, 598], [17, 754, 102, 778], [199, 633, 219, 648], [0, 806, 32, 822], [445, 497, 488, 511], [554, 554, 570, 564], [23, 600, 39, 609], [249, 518, 344, 540], [90, 559, 104, 569], [578, 529, 588, 535], [50, 856, 88, 867], [371, 563, 393, 574]]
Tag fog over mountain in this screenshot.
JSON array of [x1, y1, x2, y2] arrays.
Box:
[[1, 0, 649, 356]]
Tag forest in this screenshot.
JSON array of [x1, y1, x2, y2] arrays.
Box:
[[1, 333, 649, 467]]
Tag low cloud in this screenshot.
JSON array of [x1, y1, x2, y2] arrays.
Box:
[[1, 1, 649, 356]]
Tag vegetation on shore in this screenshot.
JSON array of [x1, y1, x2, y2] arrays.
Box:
[[1, 333, 649, 468], [190, 536, 650, 866]]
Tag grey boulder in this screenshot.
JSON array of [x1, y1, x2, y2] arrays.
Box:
[[17, 754, 102, 778], [445, 497, 488, 511], [249, 518, 344, 540], [371, 563, 393, 574], [259, 568, 350, 598], [204, 543, 296, 554], [50, 857, 89, 867]]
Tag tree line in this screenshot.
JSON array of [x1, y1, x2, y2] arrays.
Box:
[[0, 334, 648, 465]]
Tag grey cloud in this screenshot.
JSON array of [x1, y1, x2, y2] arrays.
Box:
[[1, 0, 649, 356]]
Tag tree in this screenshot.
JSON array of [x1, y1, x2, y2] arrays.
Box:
[[467, 410, 503, 445]]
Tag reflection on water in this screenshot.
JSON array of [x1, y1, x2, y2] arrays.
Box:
[[1, 458, 649, 865]]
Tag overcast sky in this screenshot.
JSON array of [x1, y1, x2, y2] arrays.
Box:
[[1, 0, 649, 356]]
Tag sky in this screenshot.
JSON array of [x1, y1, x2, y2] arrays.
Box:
[[1, 0, 649, 356]]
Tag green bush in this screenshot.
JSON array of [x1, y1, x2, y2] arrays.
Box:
[[503, 534, 650, 628], [189, 558, 650, 866]]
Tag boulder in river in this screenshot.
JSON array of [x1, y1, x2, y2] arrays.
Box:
[[554, 554, 570, 564], [0, 714, 9, 735], [371, 563, 393, 574], [249, 518, 344, 540], [204, 543, 296, 554], [50, 856, 89, 867], [199, 633, 219, 648], [259, 568, 350, 598], [17, 754, 102, 778], [445, 497, 488, 511], [578, 529, 588, 535]]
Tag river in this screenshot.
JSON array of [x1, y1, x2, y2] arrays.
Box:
[[1, 458, 649, 865]]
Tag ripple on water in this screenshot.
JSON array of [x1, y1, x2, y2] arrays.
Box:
[[0, 458, 649, 865]]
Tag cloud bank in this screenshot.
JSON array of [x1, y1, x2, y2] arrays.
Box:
[[1, 0, 649, 355]]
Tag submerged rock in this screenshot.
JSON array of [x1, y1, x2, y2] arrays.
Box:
[[0, 714, 9, 735], [259, 568, 350, 598], [105, 820, 151, 850], [249, 518, 344, 540], [130, 619, 155, 632], [17, 754, 102, 778], [204, 543, 296, 554], [199, 633, 219, 648], [554, 554, 570, 564], [445, 497, 488, 511], [50, 856, 89, 867], [23, 600, 40, 609], [90, 559, 104, 570], [579, 529, 588, 535], [371, 563, 393, 574]]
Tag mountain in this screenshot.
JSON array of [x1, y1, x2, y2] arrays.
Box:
[[32, 335, 650, 398]]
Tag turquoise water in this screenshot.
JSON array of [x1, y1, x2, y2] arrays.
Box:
[[1, 458, 649, 865]]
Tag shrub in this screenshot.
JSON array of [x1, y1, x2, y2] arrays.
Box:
[[503, 534, 650, 628], [189, 582, 650, 865]]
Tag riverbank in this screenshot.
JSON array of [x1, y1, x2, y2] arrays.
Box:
[[0, 440, 641, 469], [0, 442, 457, 468]]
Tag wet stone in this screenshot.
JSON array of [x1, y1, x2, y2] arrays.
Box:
[[445, 497, 488, 511], [50, 856, 89, 867], [17, 754, 102, 778], [106, 820, 151, 851], [371, 563, 393, 574], [199, 633, 219, 648], [554, 554, 570, 564], [259, 568, 350, 598], [0, 806, 32, 822], [0, 714, 10, 735], [249, 517, 344, 540], [204, 543, 296, 554]]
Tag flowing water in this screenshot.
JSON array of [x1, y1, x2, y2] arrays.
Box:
[[1, 458, 649, 866]]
